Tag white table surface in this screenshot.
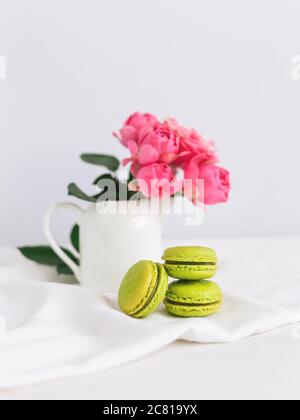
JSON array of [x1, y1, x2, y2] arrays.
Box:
[[1, 238, 300, 400], [1, 323, 300, 400]]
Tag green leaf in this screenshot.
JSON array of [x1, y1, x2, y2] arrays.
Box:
[[68, 183, 97, 203], [19, 246, 78, 267], [57, 264, 74, 275], [71, 224, 80, 252], [19, 246, 64, 266], [81, 154, 120, 172]]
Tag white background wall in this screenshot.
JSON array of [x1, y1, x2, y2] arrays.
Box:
[[0, 0, 300, 246]]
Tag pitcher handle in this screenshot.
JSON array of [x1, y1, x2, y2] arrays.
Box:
[[44, 202, 85, 282]]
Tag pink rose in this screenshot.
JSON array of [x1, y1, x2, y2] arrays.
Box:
[[123, 139, 160, 167], [182, 129, 217, 158], [185, 159, 230, 205], [125, 112, 158, 130], [114, 113, 230, 206], [167, 119, 219, 168], [134, 163, 182, 198], [120, 120, 182, 169], [139, 120, 181, 164], [114, 112, 158, 147]]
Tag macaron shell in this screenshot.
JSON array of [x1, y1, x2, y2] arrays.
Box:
[[118, 261, 158, 317], [167, 280, 222, 304], [164, 280, 223, 318], [135, 263, 169, 318], [163, 246, 217, 264], [165, 264, 217, 281]]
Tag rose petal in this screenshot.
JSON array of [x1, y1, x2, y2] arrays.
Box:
[[127, 140, 138, 156], [119, 126, 138, 146], [138, 144, 160, 165]]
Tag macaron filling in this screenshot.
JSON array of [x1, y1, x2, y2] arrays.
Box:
[[165, 261, 216, 266], [165, 298, 221, 307], [132, 264, 161, 317]]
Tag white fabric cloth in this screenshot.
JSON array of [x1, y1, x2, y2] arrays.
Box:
[[0, 238, 300, 389]]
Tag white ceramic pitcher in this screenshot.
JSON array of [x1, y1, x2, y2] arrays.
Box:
[[44, 201, 163, 294]]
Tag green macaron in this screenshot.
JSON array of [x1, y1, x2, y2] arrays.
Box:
[[162, 246, 218, 280], [118, 260, 169, 319], [164, 280, 223, 318]]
